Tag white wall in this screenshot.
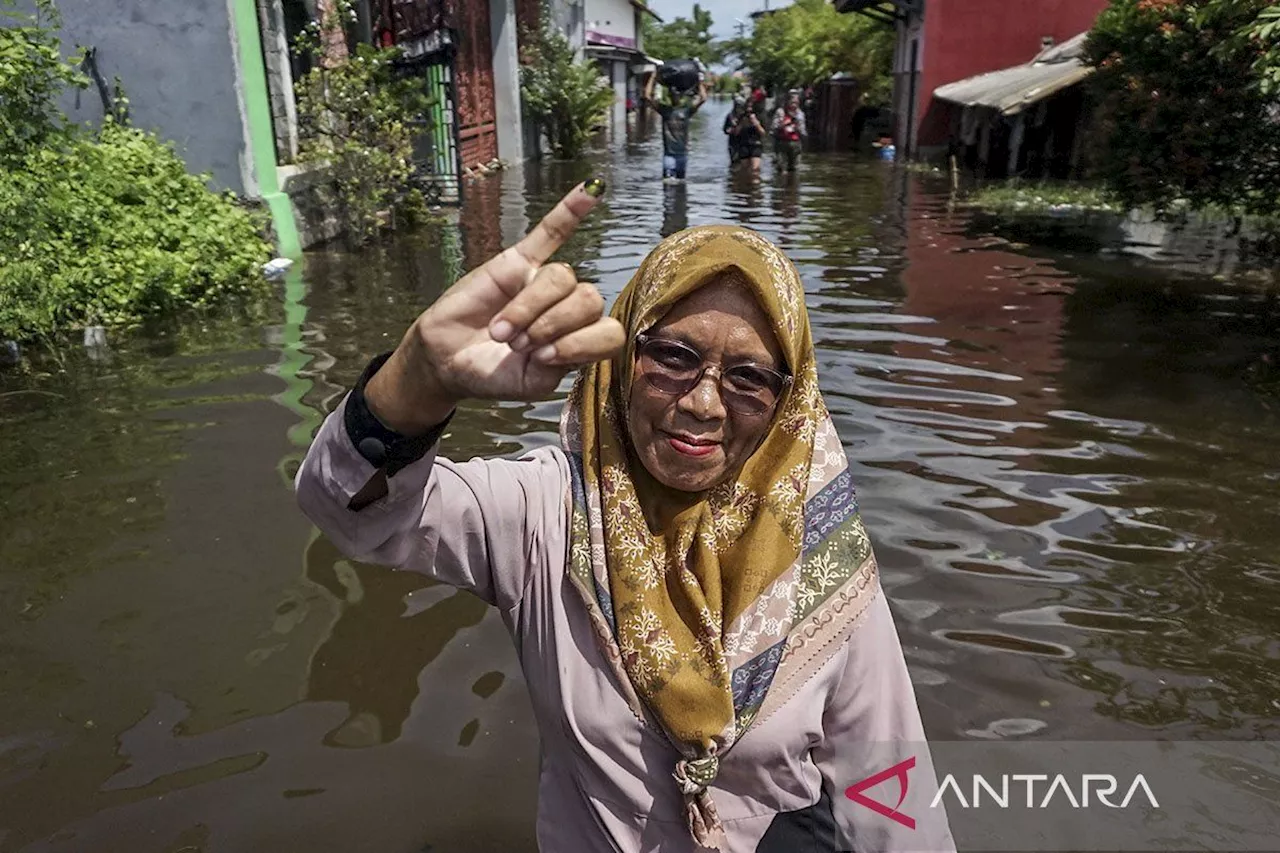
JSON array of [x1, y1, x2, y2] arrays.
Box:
[[489, 0, 524, 163], [585, 0, 636, 49]]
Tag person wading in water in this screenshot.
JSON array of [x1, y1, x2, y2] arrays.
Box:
[[645, 71, 707, 183], [724, 94, 766, 174], [771, 91, 807, 175]]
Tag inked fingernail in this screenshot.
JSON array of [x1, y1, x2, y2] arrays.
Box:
[[490, 319, 514, 342], [533, 344, 557, 363], [583, 177, 607, 198], [511, 332, 531, 352]]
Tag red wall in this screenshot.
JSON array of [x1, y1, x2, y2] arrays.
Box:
[[915, 0, 1110, 147]]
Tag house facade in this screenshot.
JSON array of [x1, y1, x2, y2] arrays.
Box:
[[838, 0, 1108, 160], [584, 0, 660, 136], [49, 0, 527, 252]]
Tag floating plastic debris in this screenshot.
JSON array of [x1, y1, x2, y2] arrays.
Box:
[[83, 325, 107, 348], [263, 258, 295, 280]]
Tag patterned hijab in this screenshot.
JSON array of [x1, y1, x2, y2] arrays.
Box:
[[560, 226, 880, 848]]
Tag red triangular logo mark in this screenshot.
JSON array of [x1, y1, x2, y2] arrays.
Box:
[[844, 755, 917, 830]]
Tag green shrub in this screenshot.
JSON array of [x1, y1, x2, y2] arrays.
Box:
[[520, 8, 614, 159], [1084, 0, 1280, 217], [0, 122, 272, 345], [293, 40, 433, 244], [290, 0, 435, 245], [0, 0, 272, 348], [968, 182, 1125, 214]]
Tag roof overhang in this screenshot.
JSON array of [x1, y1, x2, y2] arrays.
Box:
[[585, 39, 646, 63], [833, 0, 917, 26], [933, 32, 1093, 116]]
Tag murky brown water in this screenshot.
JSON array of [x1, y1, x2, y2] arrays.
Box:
[[3, 103, 1279, 852]]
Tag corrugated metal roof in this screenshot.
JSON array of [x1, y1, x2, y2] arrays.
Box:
[[933, 32, 1093, 116]]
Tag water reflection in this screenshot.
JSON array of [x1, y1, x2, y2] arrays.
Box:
[[660, 183, 688, 238], [1, 100, 1278, 850], [303, 535, 488, 747]]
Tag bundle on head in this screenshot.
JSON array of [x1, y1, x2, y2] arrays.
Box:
[[657, 59, 701, 97]]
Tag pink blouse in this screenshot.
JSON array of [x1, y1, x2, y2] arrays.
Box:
[[296, 395, 956, 852]]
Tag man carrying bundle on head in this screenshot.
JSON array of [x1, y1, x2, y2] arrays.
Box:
[[644, 61, 708, 183]]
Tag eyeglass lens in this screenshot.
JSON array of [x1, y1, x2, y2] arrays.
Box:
[[637, 337, 787, 415]]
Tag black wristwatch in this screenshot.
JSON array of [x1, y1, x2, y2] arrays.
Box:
[[343, 352, 454, 511]]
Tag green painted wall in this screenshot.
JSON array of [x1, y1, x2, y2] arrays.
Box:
[[230, 0, 302, 259]]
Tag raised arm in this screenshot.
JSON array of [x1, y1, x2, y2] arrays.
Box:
[[693, 79, 709, 111], [296, 179, 623, 607], [643, 70, 657, 107]]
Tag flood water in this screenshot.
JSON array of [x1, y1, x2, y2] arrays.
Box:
[[2, 102, 1279, 852]]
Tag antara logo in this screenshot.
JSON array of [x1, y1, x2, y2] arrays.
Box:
[[845, 757, 917, 829], [932, 773, 1160, 809], [846, 757, 1161, 828]]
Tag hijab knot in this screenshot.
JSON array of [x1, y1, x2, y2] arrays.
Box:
[[673, 754, 720, 795]]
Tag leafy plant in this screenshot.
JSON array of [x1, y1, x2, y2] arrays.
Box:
[[1085, 0, 1280, 217], [729, 0, 893, 102], [969, 181, 1125, 214], [0, 122, 272, 345], [292, 0, 433, 245], [520, 8, 614, 160], [1251, 5, 1280, 94], [0, 0, 271, 348]]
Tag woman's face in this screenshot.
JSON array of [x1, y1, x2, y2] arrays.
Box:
[[627, 277, 784, 493]]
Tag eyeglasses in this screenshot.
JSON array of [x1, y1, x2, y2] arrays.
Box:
[[634, 333, 791, 416]]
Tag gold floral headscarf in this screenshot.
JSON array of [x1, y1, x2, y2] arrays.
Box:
[[560, 226, 880, 848]]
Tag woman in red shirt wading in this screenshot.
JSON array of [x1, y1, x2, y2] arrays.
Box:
[[771, 91, 807, 174]]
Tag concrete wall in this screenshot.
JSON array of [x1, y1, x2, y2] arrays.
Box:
[[489, 0, 525, 163], [553, 0, 586, 56], [584, 0, 636, 48], [53, 0, 254, 194]]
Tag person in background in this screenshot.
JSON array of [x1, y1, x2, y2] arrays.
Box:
[[723, 95, 747, 166], [771, 90, 807, 174], [644, 72, 708, 183], [725, 93, 766, 174]]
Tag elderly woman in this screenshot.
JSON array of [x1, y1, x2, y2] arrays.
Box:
[[296, 181, 954, 853]]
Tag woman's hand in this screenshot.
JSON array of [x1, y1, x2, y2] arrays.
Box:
[[365, 179, 625, 435]]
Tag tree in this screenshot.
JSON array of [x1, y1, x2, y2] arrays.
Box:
[[1220, 1, 1280, 95], [520, 9, 614, 159], [1084, 0, 1280, 216], [641, 4, 722, 65], [733, 0, 892, 102]]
